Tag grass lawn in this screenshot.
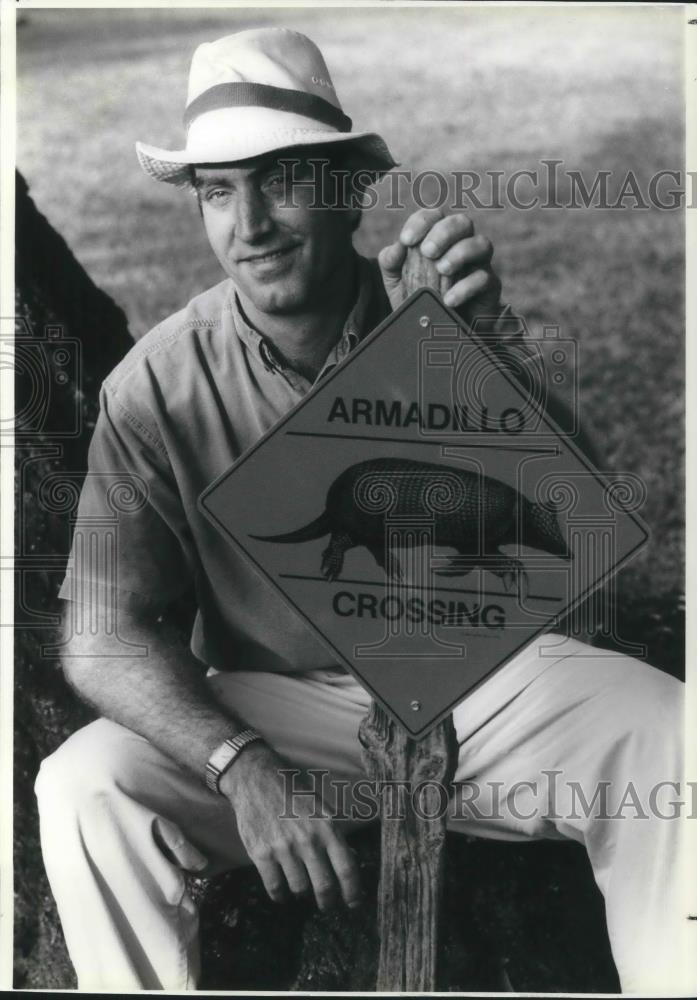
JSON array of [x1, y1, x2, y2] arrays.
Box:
[[14, 4, 685, 989]]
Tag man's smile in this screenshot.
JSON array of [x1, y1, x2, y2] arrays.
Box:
[[238, 244, 300, 268]]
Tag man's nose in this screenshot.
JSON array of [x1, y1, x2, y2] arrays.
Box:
[[235, 188, 275, 243]]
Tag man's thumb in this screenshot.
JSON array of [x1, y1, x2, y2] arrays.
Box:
[[153, 816, 209, 873], [378, 241, 407, 288], [378, 241, 408, 307]]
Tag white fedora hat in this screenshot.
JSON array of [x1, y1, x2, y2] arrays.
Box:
[[136, 27, 397, 187]]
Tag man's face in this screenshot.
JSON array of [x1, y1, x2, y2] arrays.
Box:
[[194, 154, 358, 317]]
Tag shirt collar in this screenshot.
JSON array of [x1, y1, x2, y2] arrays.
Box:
[[228, 253, 378, 384]]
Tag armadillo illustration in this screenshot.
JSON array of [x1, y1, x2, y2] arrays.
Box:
[[250, 457, 571, 590]]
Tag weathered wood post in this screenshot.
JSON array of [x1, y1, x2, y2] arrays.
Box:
[[358, 248, 458, 992]]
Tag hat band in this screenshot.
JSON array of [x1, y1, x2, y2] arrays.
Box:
[[183, 82, 352, 133]]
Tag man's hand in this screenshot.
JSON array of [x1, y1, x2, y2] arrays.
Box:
[[378, 208, 503, 325], [220, 741, 362, 912]]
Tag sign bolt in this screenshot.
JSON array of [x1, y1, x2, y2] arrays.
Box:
[[419, 316, 430, 328], [410, 700, 421, 712]]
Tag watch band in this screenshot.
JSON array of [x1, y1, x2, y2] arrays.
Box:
[[205, 729, 263, 793]]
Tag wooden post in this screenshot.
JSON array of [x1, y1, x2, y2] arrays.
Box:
[[358, 248, 457, 991]]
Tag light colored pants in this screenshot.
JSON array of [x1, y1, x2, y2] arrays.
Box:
[[35, 635, 696, 993]]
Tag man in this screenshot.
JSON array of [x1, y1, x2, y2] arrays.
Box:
[[35, 27, 692, 993]]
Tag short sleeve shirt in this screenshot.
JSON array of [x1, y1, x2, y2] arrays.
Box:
[[59, 255, 393, 673], [59, 256, 527, 674]]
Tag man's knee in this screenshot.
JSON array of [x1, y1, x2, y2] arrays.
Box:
[[581, 657, 684, 785], [35, 718, 149, 818], [551, 638, 683, 732], [607, 659, 682, 736]]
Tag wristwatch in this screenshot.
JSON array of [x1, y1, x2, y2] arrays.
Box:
[[205, 729, 263, 793]]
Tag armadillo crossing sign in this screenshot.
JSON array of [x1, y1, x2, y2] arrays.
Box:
[[199, 290, 649, 738]]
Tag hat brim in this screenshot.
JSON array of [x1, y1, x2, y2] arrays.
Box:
[[136, 130, 397, 188]]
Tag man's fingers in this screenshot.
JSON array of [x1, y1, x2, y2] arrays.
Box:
[[435, 234, 493, 276], [254, 855, 289, 904], [276, 846, 312, 898], [418, 214, 476, 258], [301, 845, 342, 912], [400, 210, 474, 255], [399, 207, 446, 246], [443, 269, 499, 309], [326, 837, 363, 910]]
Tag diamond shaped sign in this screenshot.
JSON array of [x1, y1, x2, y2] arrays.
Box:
[[199, 289, 649, 738]]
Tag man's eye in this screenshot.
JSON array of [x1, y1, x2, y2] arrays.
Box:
[[262, 173, 288, 194], [204, 188, 231, 205]]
